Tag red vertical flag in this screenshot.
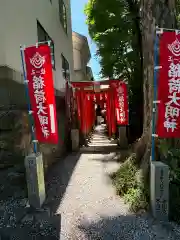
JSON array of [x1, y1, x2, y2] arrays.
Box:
[[109, 88, 116, 134], [80, 89, 86, 134], [86, 93, 91, 133], [75, 90, 82, 131], [110, 80, 128, 126], [157, 32, 180, 137], [65, 82, 70, 120], [106, 90, 112, 137], [24, 44, 58, 144]]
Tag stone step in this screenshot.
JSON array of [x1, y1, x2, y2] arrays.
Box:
[[88, 143, 117, 147], [90, 140, 112, 143]]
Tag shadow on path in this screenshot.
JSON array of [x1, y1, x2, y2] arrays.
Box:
[[80, 146, 120, 154], [77, 213, 180, 240], [44, 152, 81, 213], [0, 153, 82, 239]]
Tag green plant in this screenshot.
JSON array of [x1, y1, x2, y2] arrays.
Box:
[[111, 154, 137, 196], [124, 186, 149, 212], [85, 0, 143, 137], [111, 153, 149, 212]]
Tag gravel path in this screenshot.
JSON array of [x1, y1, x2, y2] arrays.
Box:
[[48, 125, 180, 240], [6, 125, 180, 239]]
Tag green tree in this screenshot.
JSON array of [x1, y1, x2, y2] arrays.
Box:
[[85, 0, 179, 215], [85, 0, 143, 139], [85, 0, 177, 152]]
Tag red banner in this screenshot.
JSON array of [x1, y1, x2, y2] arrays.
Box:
[[157, 32, 180, 137], [110, 88, 117, 134], [110, 80, 128, 125], [24, 44, 58, 144], [106, 90, 112, 137]]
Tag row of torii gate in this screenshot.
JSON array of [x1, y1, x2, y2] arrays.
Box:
[[66, 79, 129, 149]]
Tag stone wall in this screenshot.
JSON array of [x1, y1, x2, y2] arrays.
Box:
[[0, 96, 67, 174]]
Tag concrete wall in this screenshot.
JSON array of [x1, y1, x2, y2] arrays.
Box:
[[0, 0, 73, 169], [0, 3, 6, 66], [0, 0, 74, 92], [74, 70, 86, 82], [72, 31, 92, 82], [73, 48, 83, 72], [74, 68, 94, 82]]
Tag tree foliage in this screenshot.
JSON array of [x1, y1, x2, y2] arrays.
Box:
[[85, 0, 180, 219], [85, 0, 141, 78], [85, 0, 143, 139]]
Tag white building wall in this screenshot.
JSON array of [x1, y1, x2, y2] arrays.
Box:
[[0, 2, 6, 66], [72, 31, 92, 82], [74, 71, 86, 82], [0, 0, 74, 92], [73, 48, 82, 71]]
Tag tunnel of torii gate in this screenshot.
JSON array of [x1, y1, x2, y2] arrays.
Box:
[[66, 79, 129, 148]]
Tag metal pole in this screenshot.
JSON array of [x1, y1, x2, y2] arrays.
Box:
[[151, 32, 159, 161], [20, 46, 37, 154]]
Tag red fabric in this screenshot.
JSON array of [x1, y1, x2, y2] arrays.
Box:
[[109, 88, 116, 134], [72, 80, 128, 136], [80, 90, 86, 134], [106, 90, 112, 137], [83, 92, 93, 135], [75, 90, 82, 131], [86, 94, 91, 133], [110, 80, 128, 125], [24, 44, 58, 144], [65, 82, 70, 121], [94, 92, 105, 108], [157, 32, 180, 137]]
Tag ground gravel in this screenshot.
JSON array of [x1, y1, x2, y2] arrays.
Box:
[[1, 125, 180, 239], [56, 126, 180, 239]]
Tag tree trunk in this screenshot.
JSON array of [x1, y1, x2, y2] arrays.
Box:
[[137, 0, 176, 173]]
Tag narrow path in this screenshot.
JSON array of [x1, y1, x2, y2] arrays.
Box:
[[47, 125, 180, 239]]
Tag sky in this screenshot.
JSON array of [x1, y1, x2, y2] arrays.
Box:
[[71, 0, 101, 80]]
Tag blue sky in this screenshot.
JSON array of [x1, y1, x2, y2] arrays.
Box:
[[71, 0, 101, 80]]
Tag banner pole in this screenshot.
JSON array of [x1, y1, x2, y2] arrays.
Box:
[[20, 45, 37, 154], [151, 31, 160, 161]]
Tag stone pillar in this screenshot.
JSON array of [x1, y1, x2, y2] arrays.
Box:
[[71, 129, 79, 151], [118, 126, 128, 149], [25, 153, 46, 209], [150, 161, 169, 221], [97, 116, 101, 125]]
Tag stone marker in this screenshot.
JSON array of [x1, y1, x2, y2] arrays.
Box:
[[25, 153, 46, 209], [71, 129, 79, 151], [118, 126, 128, 149], [97, 116, 102, 125], [150, 161, 169, 221]]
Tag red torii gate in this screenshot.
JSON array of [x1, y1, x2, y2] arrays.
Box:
[[66, 79, 129, 142]]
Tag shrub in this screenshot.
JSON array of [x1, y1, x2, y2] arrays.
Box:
[[111, 153, 149, 212], [124, 186, 149, 212], [111, 155, 137, 196]]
